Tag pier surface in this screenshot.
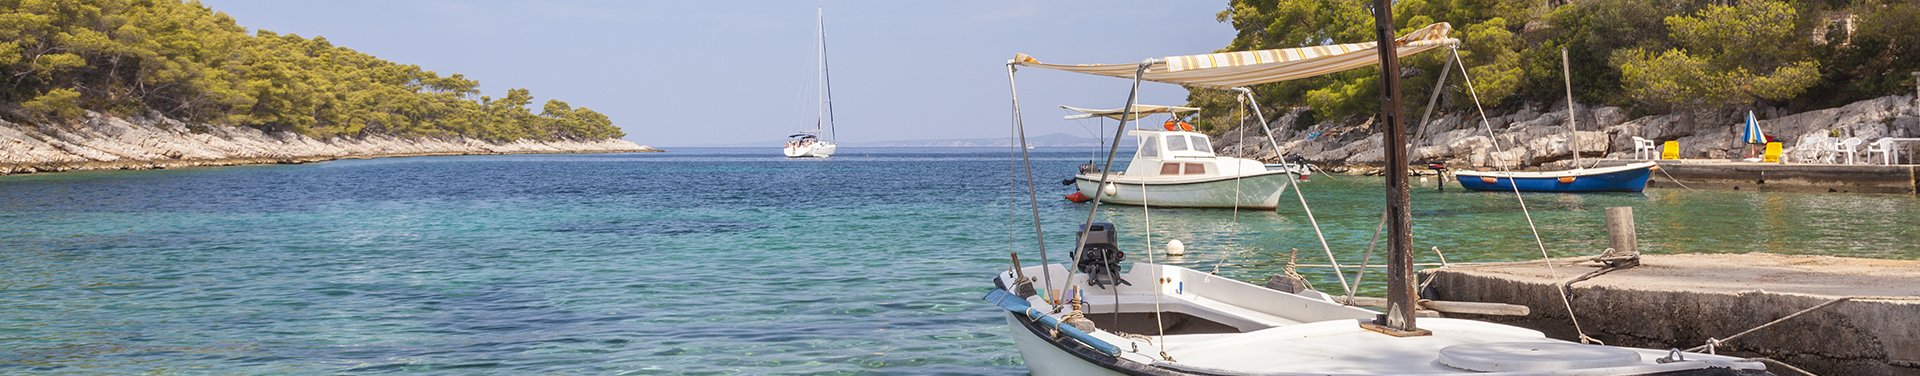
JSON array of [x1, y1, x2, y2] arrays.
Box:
[[1423, 253, 1920, 376], [1589, 159, 1920, 194]]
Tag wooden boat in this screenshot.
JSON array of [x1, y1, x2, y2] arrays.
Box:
[[1451, 49, 1656, 193], [1453, 162, 1657, 193], [992, 12, 1775, 375]]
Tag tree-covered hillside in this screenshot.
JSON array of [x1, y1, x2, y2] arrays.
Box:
[[0, 0, 623, 141], [1188, 0, 1920, 132]]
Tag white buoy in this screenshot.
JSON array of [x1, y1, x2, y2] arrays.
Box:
[[1165, 239, 1185, 256], [1103, 183, 1118, 197]]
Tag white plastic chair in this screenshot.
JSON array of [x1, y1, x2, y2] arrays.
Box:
[[1866, 138, 1898, 165], [1837, 137, 1863, 164], [1631, 136, 1655, 160], [1802, 136, 1836, 164]]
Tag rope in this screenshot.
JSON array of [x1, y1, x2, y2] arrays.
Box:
[[1746, 357, 1820, 376], [1675, 296, 1920, 374], [1212, 90, 1251, 277], [1344, 210, 1388, 306], [1653, 162, 1700, 192], [1451, 46, 1595, 344], [1141, 174, 1171, 358], [1685, 296, 1882, 353], [1235, 88, 1351, 297]]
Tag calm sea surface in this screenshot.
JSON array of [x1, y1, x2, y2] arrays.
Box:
[[2, 147, 1915, 375]]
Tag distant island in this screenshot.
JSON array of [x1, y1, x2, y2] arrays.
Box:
[[0, 1, 653, 175]]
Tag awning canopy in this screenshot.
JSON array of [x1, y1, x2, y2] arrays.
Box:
[[1061, 104, 1199, 120], [1013, 23, 1456, 89]]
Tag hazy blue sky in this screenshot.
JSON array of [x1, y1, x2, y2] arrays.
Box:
[[195, 1, 1238, 147]]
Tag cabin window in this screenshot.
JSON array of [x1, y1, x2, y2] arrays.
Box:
[[1166, 135, 1191, 152], [1138, 135, 1159, 158], [1191, 135, 1213, 154], [1160, 162, 1182, 175], [1185, 163, 1206, 175]]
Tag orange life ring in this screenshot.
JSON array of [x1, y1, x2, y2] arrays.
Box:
[[1179, 121, 1194, 132]]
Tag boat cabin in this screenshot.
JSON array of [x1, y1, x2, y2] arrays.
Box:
[[1124, 129, 1267, 178]]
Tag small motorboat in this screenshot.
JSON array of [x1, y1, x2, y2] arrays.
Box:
[[1063, 105, 1298, 210]]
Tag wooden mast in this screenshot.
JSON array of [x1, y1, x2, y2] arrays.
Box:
[[1364, 0, 1427, 337]]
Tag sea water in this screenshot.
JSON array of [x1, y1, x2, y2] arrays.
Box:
[[1, 148, 1914, 375]]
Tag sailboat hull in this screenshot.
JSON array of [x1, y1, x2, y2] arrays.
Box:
[[783, 142, 836, 158], [1454, 162, 1656, 192]]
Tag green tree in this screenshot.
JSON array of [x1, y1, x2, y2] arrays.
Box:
[[1612, 0, 1819, 109], [0, 0, 625, 142]]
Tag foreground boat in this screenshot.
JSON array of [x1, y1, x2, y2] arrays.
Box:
[[995, 9, 1776, 375], [1453, 162, 1657, 192], [987, 262, 1770, 376]]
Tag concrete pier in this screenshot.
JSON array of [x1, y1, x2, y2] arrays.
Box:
[[1421, 253, 1920, 376], [1588, 159, 1920, 194]]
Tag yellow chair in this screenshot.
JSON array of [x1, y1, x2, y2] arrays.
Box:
[[1661, 141, 1679, 160], [1762, 142, 1782, 163]]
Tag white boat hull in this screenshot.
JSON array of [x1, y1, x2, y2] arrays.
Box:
[[990, 264, 1773, 376], [784, 142, 836, 158], [1074, 171, 1293, 209], [1005, 313, 1131, 376]]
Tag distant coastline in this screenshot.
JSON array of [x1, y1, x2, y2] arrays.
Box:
[[0, 112, 658, 175], [681, 132, 1126, 148]]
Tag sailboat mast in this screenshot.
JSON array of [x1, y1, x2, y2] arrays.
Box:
[[1372, 0, 1422, 335], [818, 7, 837, 142], [1563, 48, 1578, 167]]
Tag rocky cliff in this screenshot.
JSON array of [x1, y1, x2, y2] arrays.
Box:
[[0, 112, 658, 174], [1216, 95, 1920, 170]]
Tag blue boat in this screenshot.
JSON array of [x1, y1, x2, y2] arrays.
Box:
[[1453, 162, 1658, 192]]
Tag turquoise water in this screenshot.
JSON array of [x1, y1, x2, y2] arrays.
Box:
[[1, 148, 1915, 375]]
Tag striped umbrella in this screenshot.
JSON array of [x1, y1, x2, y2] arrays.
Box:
[[1740, 110, 1766, 144]]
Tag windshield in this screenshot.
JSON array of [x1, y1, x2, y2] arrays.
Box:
[[1138, 135, 1159, 158], [1166, 135, 1191, 152], [1191, 135, 1212, 154]]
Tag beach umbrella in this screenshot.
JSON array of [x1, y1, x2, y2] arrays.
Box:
[[1740, 110, 1766, 144]]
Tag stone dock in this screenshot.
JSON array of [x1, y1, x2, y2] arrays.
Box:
[[1582, 159, 1920, 194], [1421, 253, 1920, 376]]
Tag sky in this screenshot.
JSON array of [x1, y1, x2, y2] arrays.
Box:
[[194, 1, 1240, 147]]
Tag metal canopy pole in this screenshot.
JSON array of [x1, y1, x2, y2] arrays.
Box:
[[1366, 0, 1426, 336], [1006, 63, 1053, 299], [1061, 59, 1160, 301]]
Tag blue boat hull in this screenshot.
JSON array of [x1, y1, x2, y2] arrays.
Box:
[[1456, 166, 1654, 192]]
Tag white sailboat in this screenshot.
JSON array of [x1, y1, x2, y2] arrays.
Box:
[[785, 7, 837, 158], [992, 17, 1774, 376], [1063, 105, 1295, 210]]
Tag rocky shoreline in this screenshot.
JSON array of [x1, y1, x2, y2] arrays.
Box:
[[0, 112, 659, 175], [1214, 94, 1920, 171]]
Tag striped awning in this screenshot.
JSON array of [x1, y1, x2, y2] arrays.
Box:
[[1061, 104, 1199, 120], [1013, 23, 1456, 89]]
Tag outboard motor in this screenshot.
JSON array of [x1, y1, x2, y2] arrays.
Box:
[[1425, 160, 1450, 191], [1075, 222, 1130, 288]]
